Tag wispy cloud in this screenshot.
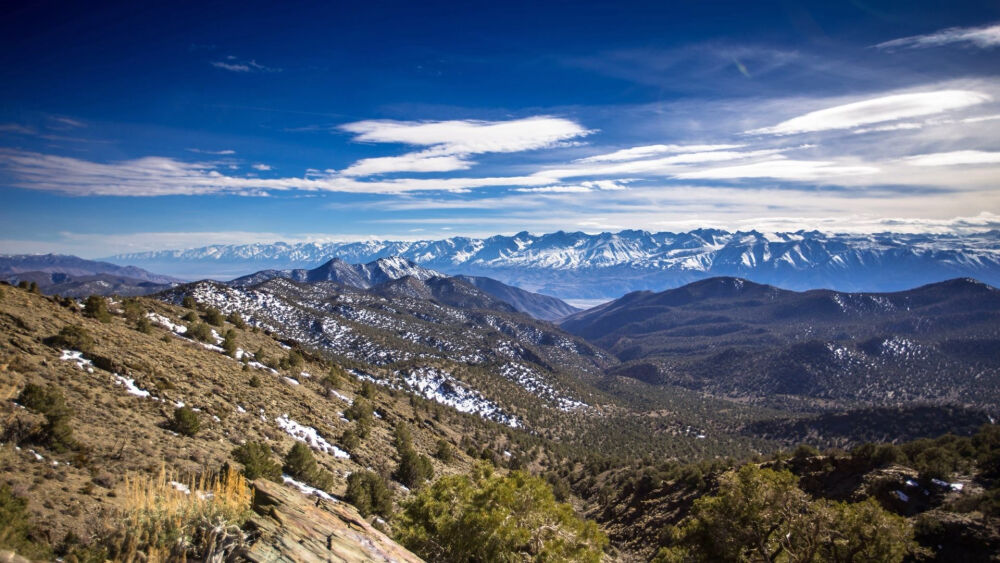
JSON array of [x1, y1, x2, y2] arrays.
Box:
[[210, 56, 281, 73], [341, 153, 472, 176], [675, 158, 879, 181], [251, 163, 272, 171], [338, 116, 593, 176], [0, 123, 38, 135], [902, 150, 1000, 167], [748, 90, 991, 135], [48, 116, 86, 129], [575, 144, 743, 163], [0, 149, 554, 196], [186, 148, 236, 155], [541, 148, 788, 179], [876, 23, 1000, 50]]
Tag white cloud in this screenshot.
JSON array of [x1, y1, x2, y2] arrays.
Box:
[[748, 90, 991, 135], [340, 116, 591, 154], [962, 113, 1000, 123], [335, 116, 592, 177], [251, 163, 272, 171], [513, 180, 632, 193], [514, 185, 594, 193], [575, 143, 743, 162], [876, 23, 1000, 50], [675, 158, 879, 180], [902, 150, 1000, 167], [851, 122, 923, 134], [340, 153, 472, 176], [210, 56, 281, 73]]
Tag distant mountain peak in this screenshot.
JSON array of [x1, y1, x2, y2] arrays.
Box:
[[107, 229, 1000, 299]]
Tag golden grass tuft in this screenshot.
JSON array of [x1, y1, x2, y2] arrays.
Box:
[[107, 464, 252, 562]]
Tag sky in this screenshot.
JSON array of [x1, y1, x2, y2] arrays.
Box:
[[1, 0, 999, 258]]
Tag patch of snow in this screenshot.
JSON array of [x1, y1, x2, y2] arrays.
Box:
[[275, 414, 350, 459], [113, 374, 152, 398], [892, 490, 909, 502], [282, 377, 300, 386], [282, 474, 336, 501], [249, 361, 279, 375], [146, 312, 187, 334], [60, 350, 94, 372]]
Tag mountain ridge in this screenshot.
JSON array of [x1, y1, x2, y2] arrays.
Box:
[[1, 253, 181, 284], [106, 229, 1000, 298], [560, 276, 1000, 409]]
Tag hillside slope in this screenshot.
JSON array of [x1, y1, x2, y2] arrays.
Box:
[[0, 283, 499, 559], [561, 277, 1000, 409]]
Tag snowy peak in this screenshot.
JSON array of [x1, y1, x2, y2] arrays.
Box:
[[231, 256, 443, 290], [359, 256, 440, 286]]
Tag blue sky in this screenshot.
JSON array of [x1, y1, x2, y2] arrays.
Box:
[[2, 0, 999, 257]]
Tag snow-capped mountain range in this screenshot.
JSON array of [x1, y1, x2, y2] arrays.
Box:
[[109, 229, 1000, 299]]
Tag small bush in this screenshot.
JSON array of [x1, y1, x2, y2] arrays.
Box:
[[135, 316, 153, 334], [173, 406, 200, 437], [187, 322, 214, 343], [345, 397, 374, 438], [793, 443, 821, 461], [0, 483, 53, 560], [435, 439, 454, 463], [393, 422, 413, 452], [341, 429, 360, 452], [84, 295, 112, 323], [222, 329, 238, 357], [280, 349, 304, 371], [182, 296, 197, 309], [394, 448, 434, 489], [321, 366, 344, 393], [248, 374, 262, 388], [18, 384, 77, 452], [50, 324, 94, 352], [396, 464, 607, 562], [283, 442, 334, 491], [226, 311, 246, 328], [345, 470, 393, 518], [359, 381, 377, 399], [232, 442, 281, 481], [122, 298, 143, 322], [182, 311, 199, 322], [204, 307, 225, 327]]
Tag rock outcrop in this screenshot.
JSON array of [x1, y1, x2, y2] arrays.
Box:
[[243, 479, 423, 562]]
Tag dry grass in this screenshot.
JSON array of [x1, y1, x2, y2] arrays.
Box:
[[107, 464, 252, 562]]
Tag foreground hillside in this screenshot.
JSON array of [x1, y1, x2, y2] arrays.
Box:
[[0, 283, 558, 559]]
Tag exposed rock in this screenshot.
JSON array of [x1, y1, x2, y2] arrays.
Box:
[[243, 479, 423, 562]]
